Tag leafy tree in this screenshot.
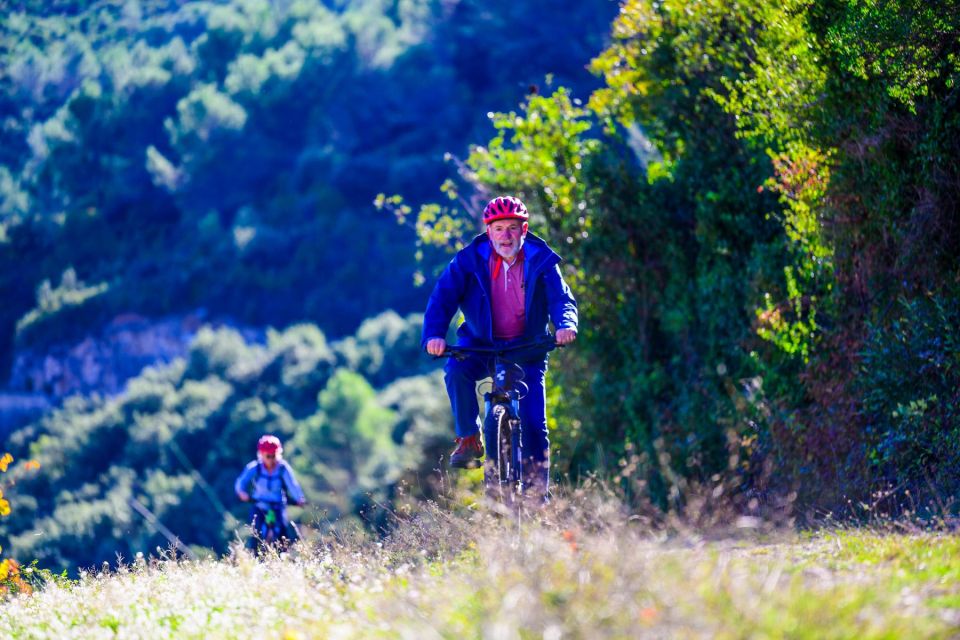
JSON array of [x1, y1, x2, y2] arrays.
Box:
[[0, 314, 447, 572]]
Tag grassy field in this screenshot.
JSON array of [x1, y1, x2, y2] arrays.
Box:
[[2, 489, 959, 639]]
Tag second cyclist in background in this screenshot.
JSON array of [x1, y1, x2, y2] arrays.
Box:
[[235, 435, 307, 551]]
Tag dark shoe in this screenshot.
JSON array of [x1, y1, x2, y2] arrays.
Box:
[[450, 434, 484, 468]]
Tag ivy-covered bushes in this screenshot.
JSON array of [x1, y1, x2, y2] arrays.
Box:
[[403, 0, 960, 512], [860, 292, 960, 501]]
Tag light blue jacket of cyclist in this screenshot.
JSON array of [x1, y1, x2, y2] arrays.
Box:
[[234, 435, 307, 509]]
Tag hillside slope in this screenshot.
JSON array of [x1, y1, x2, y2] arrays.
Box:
[[2, 494, 958, 638]]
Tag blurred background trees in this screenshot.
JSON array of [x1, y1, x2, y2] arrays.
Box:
[[0, 0, 615, 366], [2, 312, 450, 569], [1, 0, 959, 572]]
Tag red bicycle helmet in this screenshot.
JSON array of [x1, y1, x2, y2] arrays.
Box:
[[257, 435, 282, 456], [482, 196, 529, 225]]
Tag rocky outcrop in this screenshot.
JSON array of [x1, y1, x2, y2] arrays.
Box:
[[6, 311, 264, 403], [2, 311, 264, 437], [7, 311, 208, 399]]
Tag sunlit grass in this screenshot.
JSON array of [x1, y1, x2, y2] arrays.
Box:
[[1, 491, 959, 638]]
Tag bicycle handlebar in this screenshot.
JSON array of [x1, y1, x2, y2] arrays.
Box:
[[432, 335, 562, 360], [245, 498, 308, 507]]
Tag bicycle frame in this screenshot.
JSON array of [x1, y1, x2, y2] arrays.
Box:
[[485, 358, 524, 495], [440, 336, 558, 500], [248, 500, 290, 555]]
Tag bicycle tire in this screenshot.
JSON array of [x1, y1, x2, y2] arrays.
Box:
[[496, 410, 523, 505], [483, 406, 508, 501]]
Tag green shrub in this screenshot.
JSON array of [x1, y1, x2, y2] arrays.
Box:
[[860, 292, 960, 506]]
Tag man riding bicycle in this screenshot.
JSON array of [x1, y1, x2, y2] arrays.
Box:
[[422, 195, 578, 497], [235, 435, 307, 550]]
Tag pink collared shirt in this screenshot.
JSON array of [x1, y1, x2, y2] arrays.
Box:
[[489, 249, 525, 340]]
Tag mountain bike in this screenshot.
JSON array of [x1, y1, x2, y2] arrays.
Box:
[[246, 500, 302, 556], [440, 336, 558, 505]]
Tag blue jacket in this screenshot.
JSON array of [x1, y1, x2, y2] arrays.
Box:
[[422, 232, 578, 348], [235, 459, 306, 508]]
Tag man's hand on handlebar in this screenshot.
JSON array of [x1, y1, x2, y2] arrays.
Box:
[[426, 337, 447, 356], [238, 491, 250, 502], [556, 329, 577, 345]]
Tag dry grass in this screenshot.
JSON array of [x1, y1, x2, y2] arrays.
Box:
[[1, 487, 959, 639]]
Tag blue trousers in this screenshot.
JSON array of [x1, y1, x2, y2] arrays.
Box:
[[245, 504, 300, 551], [444, 354, 550, 492]]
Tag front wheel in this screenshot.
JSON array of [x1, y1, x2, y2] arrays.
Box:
[[483, 407, 522, 505]]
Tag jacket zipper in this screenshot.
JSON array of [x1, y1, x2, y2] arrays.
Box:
[[475, 272, 493, 342]]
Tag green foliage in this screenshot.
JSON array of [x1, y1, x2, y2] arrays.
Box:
[[0, 0, 616, 362], [333, 311, 435, 387], [292, 367, 401, 516], [755, 266, 819, 363], [467, 87, 599, 243], [815, 0, 960, 111], [399, 0, 960, 511], [859, 292, 960, 501], [1, 506, 959, 637], [0, 313, 449, 572]]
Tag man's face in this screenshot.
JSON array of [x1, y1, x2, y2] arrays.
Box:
[[487, 219, 527, 261], [262, 452, 278, 471]]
